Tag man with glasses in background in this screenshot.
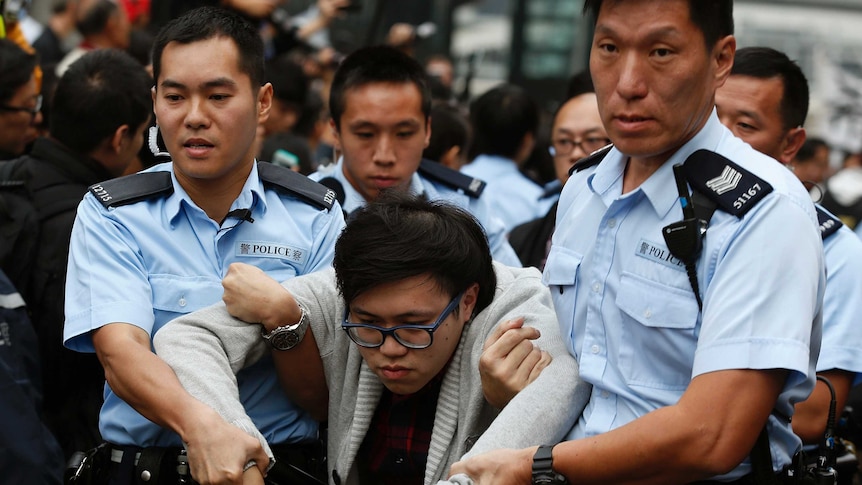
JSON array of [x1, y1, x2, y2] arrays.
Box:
[[0, 38, 41, 161], [154, 193, 589, 485]]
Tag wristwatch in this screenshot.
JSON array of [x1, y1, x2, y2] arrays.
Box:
[[532, 445, 569, 485], [261, 303, 309, 351]]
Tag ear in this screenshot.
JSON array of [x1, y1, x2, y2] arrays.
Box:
[[329, 117, 342, 150], [424, 116, 432, 149], [257, 82, 273, 123], [111, 124, 131, 154], [713, 35, 737, 89], [780, 127, 806, 165], [460, 282, 480, 322], [440, 145, 462, 170]]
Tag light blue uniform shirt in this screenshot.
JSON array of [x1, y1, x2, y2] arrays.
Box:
[[818, 215, 862, 385], [64, 161, 345, 447], [312, 159, 521, 267], [544, 112, 824, 480], [461, 154, 555, 232]]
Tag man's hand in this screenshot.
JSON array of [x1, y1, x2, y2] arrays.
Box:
[[184, 408, 270, 485], [449, 447, 535, 485], [479, 317, 551, 409], [223, 263, 299, 331]]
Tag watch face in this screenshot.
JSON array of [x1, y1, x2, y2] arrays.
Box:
[[270, 330, 300, 350]]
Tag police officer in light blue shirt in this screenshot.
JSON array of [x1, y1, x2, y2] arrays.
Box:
[[310, 45, 521, 268], [62, 8, 343, 484], [461, 85, 556, 232], [448, 2, 824, 483], [715, 45, 862, 448]]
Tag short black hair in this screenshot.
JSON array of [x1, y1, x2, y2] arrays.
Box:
[[329, 45, 431, 131], [424, 102, 469, 163], [731, 47, 809, 131], [566, 69, 595, 99], [51, 49, 152, 154], [333, 192, 496, 316], [151, 6, 265, 88], [795, 137, 828, 164], [0, 39, 38, 105], [265, 55, 308, 106], [469, 83, 538, 160], [583, 0, 733, 49], [76, 0, 119, 37]]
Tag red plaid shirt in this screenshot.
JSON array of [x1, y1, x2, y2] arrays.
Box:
[[357, 371, 446, 485]]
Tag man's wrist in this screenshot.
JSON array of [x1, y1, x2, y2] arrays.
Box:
[[261, 299, 303, 332], [532, 444, 568, 484]]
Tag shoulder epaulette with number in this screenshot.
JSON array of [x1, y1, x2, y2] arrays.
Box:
[[258, 161, 335, 211], [570, 144, 613, 174], [89, 172, 173, 209], [815, 205, 843, 240], [418, 159, 485, 198], [680, 149, 773, 218]]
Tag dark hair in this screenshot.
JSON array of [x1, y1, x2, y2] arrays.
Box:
[[333, 192, 496, 316], [0, 39, 38, 105], [566, 69, 595, 99], [50, 49, 152, 154], [424, 102, 469, 163], [583, 0, 733, 49], [469, 83, 539, 160], [731, 47, 809, 131], [265, 55, 308, 106], [329, 45, 431, 131], [795, 137, 828, 164], [151, 6, 265, 88], [76, 0, 119, 37]]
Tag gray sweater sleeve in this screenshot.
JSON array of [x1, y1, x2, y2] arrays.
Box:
[[461, 263, 591, 459], [153, 296, 274, 459]]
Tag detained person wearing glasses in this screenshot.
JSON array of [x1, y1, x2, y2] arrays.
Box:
[[509, 72, 608, 269], [153, 193, 588, 485]]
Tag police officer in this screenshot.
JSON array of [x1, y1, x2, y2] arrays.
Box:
[[716, 46, 862, 465], [310, 45, 521, 267], [62, 7, 344, 484], [451, 1, 824, 483]]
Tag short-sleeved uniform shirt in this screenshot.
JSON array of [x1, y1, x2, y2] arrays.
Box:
[[817, 212, 862, 384], [312, 159, 521, 266], [64, 161, 345, 447], [544, 112, 825, 480], [460, 154, 555, 232]]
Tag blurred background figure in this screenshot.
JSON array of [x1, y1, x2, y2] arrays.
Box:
[[790, 136, 831, 192], [423, 101, 470, 171], [821, 150, 862, 230], [0, 38, 41, 161], [55, 0, 130, 76]]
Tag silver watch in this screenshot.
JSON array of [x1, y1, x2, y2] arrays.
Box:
[[261, 304, 309, 351]]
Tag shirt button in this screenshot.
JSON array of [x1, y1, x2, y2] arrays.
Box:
[[600, 390, 610, 398], [591, 344, 600, 354], [178, 297, 187, 307], [607, 218, 616, 228], [592, 282, 600, 293], [644, 309, 652, 319], [395, 457, 404, 464]]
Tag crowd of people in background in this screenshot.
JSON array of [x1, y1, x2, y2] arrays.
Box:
[[2, 0, 862, 484]]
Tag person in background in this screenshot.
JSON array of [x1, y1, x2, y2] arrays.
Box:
[[451, 1, 824, 482], [55, 0, 130, 76], [4, 48, 152, 460], [790, 136, 831, 192], [0, 38, 42, 160], [461, 83, 553, 232], [716, 47, 862, 465], [508, 71, 608, 270], [311, 44, 520, 266], [423, 101, 470, 171]]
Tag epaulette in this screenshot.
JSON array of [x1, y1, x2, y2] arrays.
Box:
[[816, 205, 843, 240], [680, 149, 773, 218], [257, 162, 335, 211], [418, 159, 485, 198], [89, 172, 173, 209], [570, 144, 613, 174]]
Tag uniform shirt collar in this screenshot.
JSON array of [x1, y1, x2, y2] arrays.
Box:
[[163, 160, 266, 223], [469, 154, 520, 175], [588, 109, 725, 218]]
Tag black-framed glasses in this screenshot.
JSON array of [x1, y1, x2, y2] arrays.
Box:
[[342, 291, 465, 349], [0, 94, 42, 122], [549, 135, 610, 157]]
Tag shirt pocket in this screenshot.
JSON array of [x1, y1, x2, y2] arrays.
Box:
[[616, 271, 699, 391], [543, 245, 583, 350], [150, 274, 223, 321]]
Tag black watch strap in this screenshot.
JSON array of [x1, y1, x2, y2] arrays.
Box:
[[532, 445, 569, 484]]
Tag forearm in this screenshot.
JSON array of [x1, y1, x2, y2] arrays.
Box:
[[793, 369, 854, 444]]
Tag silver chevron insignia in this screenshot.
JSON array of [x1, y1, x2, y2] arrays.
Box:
[[705, 166, 741, 195]]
